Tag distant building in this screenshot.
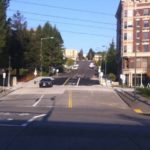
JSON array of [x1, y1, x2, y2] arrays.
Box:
[[116, 0, 150, 87], [93, 54, 102, 63], [64, 49, 78, 60]]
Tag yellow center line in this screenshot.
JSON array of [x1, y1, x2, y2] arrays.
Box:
[[134, 108, 143, 114], [68, 90, 73, 108]]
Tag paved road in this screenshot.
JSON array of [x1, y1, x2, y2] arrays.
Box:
[[0, 61, 149, 150], [0, 82, 150, 150], [64, 61, 99, 86]]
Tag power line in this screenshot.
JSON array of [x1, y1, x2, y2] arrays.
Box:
[[12, 0, 114, 16], [8, 9, 116, 26], [21, 17, 116, 31], [60, 30, 114, 38]]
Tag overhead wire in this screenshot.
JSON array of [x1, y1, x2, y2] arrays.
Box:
[[60, 30, 113, 38], [18, 17, 116, 31], [8, 1, 116, 37], [12, 0, 114, 16], [8, 9, 115, 26]]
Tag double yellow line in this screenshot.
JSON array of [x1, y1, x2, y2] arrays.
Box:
[[68, 90, 73, 108]]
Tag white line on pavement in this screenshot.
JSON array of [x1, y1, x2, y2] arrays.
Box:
[[22, 114, 46, 127], [77, 77, 81, 86], [32, 95, 44, 107]]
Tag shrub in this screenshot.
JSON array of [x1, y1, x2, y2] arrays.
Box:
[[108, 73, 116, 81]]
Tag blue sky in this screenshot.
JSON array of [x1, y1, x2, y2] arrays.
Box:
[[7, 0, 120, 54]]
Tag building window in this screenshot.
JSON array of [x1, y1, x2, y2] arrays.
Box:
[[124, 10, 127, 17], [143, 9, 149, 16], [127, 21, 133, 28], [124, 22, 127, 29], [128, 10, 133, 17], [143, 20, 149, 27], [136, 45, 140, 51], [142, 58, 148, 68], [143, 32, 149, 39], [127, 32, 133, 40], [136, 20, 140, 26], [143, 45, 149, 52], [136, 58, 141, 68], [124, 33, 127, 40], [124, 45, 127, 52], [136, 32, 140, 38], [127, 45, 133, 52]]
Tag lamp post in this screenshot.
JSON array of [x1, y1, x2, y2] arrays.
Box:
[[102, 45, 108, 80], [134, 49, 137, 100], [7, 56, 11, 88], [40, 36, 54, 76]]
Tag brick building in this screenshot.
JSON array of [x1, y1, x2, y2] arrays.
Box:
[[116, 0, 150, 87]]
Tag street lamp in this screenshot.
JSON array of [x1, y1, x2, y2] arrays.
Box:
[[102, 45, 108, 77], [40, 36, 54, 76], [134, 49, 137, 100], [102, 45, 108, 86], [7, 56, 11, 88]]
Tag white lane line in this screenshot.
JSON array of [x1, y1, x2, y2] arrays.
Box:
[[77, 77, 81, 86], [32, 95, 44, 107], [22, 114, 46, 127]]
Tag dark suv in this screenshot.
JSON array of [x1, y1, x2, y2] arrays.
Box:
[[39, 78, 53, 88]]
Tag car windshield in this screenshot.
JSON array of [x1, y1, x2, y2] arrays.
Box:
[[41, 78, 51, 82]]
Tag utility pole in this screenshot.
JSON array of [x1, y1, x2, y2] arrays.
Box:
[[134, 49, 137, 100], [7, 56, 11, 88]]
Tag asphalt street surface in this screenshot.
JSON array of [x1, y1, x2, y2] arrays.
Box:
[[0, 61, 150, 150]]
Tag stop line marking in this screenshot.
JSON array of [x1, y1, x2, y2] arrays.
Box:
[[0, 114, 46, 127]]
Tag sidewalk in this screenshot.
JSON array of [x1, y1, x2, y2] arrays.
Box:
[[114, 87, 150, 115], [0, 82, 24, 98], [0, 76, 50, 98]]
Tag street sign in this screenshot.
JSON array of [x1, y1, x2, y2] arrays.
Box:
[[120, 74, 126, 84], [100, 72, 103, 77], [56, 69, 59, 73], [3, 72, 6, 79], [34, 68, 37, 76]]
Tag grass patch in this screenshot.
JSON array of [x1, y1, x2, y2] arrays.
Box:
[[136, 88, 150, 99]]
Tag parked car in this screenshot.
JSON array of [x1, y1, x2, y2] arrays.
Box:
[[89, 62, 95, 69], [39, 78, 53, 88]]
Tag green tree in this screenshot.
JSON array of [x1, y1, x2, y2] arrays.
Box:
[[24, 29, 40, 70], [87, 48, 95, 60], [78, 49, 84, 60], [66, 58, 74, 66], [0, 0, 10, 67], [108, 73, 116, 81], [8, 11, 28, 76], [36, 22, 64, 73], [106, 40, 117, 76]]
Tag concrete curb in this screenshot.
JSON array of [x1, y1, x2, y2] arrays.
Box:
[[115, 88, 150, 115]]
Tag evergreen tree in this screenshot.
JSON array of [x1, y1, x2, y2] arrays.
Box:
[[106, 40, 117, 76], [87, 48, 95, 60], [36, 22, 64, 73], [8, 11, 28, 75], [0, 0, 10, 67], [78, 49, 84, 60]]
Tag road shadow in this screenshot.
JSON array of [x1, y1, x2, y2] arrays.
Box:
[[79, 77, 99, 86], [1, 113, 150, 150]]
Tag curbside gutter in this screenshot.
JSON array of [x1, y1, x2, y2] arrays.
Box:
[[114, 88, 150, 115]]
